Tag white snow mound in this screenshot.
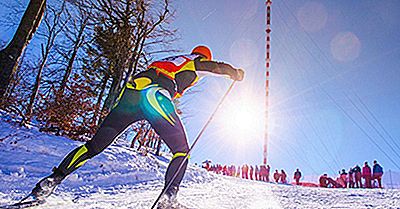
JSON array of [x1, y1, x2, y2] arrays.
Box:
[[0, 117, 399, 208]]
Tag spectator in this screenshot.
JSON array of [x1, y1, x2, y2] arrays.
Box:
[[293, 168, 302, 185], [280, 169, 287, 184], [372, 160, 383, 188], [222, 165, 228, 175], [319, 174, 328, 187], [202, 160, 211, 171], [273, 170, 280, 183], [362, 161, 372, 188], [255, 166, 260, 181], [249, 165, 254, 180], [340, 169, 348, 188], [348, 168, 355, 188], [329, 177, 342, 188], [259, 165, 267, 181], [242, 164, 249, 179], [236, 166, 240, 177], [217, 164, 222, 174], [353, 165, 362, 188], [266, 165, 271, 182]]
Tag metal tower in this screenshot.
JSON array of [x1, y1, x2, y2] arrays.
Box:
[[263, 0, 272, 165]]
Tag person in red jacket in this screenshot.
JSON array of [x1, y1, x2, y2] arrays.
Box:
[[340, 169, 348, 188], [353, 164, 362, 188], [362, 161, 372, 188], [259, 165, 267, 181], [273, 169, 280, 183], [255, 166, 259, 181], [293, 168, 302, 185], [242, 164, 249, 179], [319, 174, 328, 187], [222, 165, 228, 175], [280, 169, 287, 184], [266, 165, 271, 182], [249, 165, 254, 180], [348, 168, 355, 188]]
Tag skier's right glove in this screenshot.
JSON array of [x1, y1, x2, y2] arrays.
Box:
[[231, 68, 244, 81]]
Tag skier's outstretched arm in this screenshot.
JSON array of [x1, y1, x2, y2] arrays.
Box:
[[195, 59, 244, 81]]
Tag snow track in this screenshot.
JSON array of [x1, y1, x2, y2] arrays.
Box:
[[1, 118, 400, 208]]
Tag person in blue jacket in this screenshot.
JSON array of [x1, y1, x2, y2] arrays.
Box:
[[372, 160, 383, 188]]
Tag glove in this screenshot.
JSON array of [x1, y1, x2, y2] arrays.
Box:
[[231, 68, 244, 81]]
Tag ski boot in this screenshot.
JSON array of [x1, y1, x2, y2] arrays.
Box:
[[157, 187, 188, 209], [30, 167, 65, 200]]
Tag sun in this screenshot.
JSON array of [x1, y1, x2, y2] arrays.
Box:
[[215, 94, 264, 144]]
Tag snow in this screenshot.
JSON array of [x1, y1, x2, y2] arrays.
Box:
[[1, 116, 400, 208]]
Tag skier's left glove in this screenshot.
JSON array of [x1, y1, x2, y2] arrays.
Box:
[[231, 68, 244, 81]]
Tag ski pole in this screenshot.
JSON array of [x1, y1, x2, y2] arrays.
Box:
[[151, 80, 237, 209]]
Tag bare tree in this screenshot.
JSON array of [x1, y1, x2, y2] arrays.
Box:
[[56, 4, 90, 96], [83, 0, 177, 114], [26, 1, 70, 121], [0, 0, 46, 99]]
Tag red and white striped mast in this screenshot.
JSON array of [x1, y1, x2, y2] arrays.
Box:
[[263, 0, 272, 165]]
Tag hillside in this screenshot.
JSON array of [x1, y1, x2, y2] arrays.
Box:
[[0, 118, 399, 208]]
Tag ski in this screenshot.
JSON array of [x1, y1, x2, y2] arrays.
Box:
[[0, 193, 46, 209], [0, 200, 45, 209]]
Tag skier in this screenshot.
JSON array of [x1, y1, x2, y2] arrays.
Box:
[[372, 160, 383, 188], [293, 168, 302, 185], [28, 45, 244, 208], [362, 161, 372, 188]]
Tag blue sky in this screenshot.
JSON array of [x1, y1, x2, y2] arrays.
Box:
[[171, 0, 400, 178], [1, 0, 400, 179]]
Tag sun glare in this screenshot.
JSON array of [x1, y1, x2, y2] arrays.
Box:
[[216, 95, 264, 145]]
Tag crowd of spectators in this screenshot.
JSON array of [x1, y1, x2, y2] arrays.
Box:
[[203, 162, 298, 185], [319, 160, 384, 188], [202, 160, 384, 189]]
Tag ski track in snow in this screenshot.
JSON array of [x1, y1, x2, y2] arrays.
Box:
[[1, 117, 400, 208]]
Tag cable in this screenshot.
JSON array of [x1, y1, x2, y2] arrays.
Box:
[[275, 1, 400, 170], [346, 93, 400, 161], [355, 93, 400, 153], [323, 89, 400, 170]]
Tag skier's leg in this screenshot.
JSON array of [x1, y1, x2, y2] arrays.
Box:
[[57, 109, 136, 175], [151, 115, 189, 198], [142, 88, 189, 198], [32, 90, 143, 199]]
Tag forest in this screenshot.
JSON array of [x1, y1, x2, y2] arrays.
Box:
[[0, 0, 179, 152]]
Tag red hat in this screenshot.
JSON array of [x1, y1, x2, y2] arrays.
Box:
[[191, 45, 212, 60]]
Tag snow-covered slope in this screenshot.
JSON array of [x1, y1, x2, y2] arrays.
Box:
[[0, 117, 399, 208]]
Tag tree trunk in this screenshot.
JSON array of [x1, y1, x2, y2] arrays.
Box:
[[94, 74, 109, 126], [101, 74, 120, 113], [26, 50, 48, 120], [0, 0, 46, 99], [59, 19, 87, 96]]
